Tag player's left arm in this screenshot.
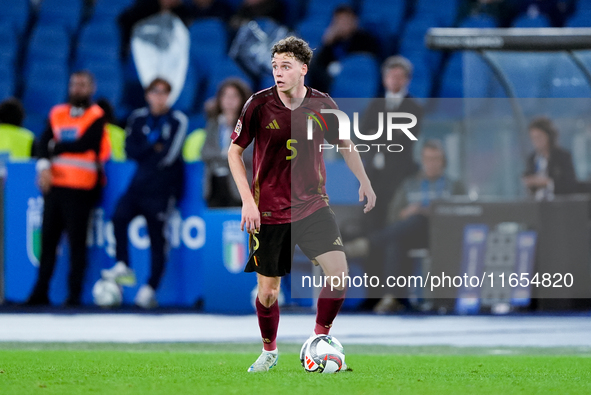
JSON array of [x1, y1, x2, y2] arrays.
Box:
[[338, 139, 376, 213]]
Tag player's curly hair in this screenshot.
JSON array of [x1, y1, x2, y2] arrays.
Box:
[[271, 36, 313, 66]]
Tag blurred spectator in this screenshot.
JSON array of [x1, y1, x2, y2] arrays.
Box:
[[26, 71, 110, 306], [118, 0, 194, 56], [189, 0, 231, 21], [523, 116, 577, 200], [0, 98, 34, 159], [345, 140, 465, 313], [96, 98, 126, 162], [201, 78, 252, 207], [230, 0, 283, 29], [101, 78, 187, 309], [309, 5, 380, 92], [360, 56, 423, 231]]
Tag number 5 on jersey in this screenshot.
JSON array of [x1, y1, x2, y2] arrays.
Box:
[[286, 139, 297, 160]]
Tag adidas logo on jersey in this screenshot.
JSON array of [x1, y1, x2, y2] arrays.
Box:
[[333, 237, 343, 246], [265, 119, 280, 129]]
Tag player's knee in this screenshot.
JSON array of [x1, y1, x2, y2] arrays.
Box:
[[257, 286, 279, 307]]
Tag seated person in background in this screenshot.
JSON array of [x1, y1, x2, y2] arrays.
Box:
[[0, 98, 34, 159], [118, 0, 194, 57], [201, 78, 252, 207], [189, 0, 232, 22], [308, 5, 380, 92], [345, 140, 465, 313], [230, 0, 283, 29], [523, 116, 577, 200]]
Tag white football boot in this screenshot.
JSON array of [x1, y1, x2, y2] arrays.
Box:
[[247, 350, 278, 372], [134, 285, 158, 309], [101, 261, 136, 286]]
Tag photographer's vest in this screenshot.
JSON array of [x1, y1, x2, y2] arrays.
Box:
[[49, 104, 106, 190]]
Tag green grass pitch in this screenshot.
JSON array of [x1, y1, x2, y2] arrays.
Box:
[[1, 343, 590, 394]]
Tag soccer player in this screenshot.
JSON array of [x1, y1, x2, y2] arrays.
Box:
[[228, 36, 376, 372]]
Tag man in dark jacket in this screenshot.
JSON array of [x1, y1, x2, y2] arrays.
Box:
[[360, 55, 424, 231], [523, 116, 578, 200], [308, 5, 380, 92], [101, 78, 187, 309]]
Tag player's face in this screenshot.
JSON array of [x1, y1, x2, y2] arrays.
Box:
[[272, 53, 307, 94], [422, 147, 445, 179], [146, 83, 170, 115], [383, 67, 409, 94], [529, 127, 550, 153]]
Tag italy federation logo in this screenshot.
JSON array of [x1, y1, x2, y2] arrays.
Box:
[[222, 220, 246, 273], [26, 197, 44, 267]]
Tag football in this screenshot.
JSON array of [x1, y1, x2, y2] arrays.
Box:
[[92, 279, 123, 308], [301, 334, 345, 373]]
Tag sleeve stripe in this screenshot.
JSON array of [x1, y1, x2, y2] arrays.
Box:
[[125, 107, 149, 136], [160, 110, 188, 166]]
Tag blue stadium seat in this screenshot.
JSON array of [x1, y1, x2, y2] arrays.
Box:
[[459, 14, 498, 28], [204, 57, 252, 100], [406, 58, 433, 98], [0, 0, 30, 35], [399, 17, 435, 54], [78, 60, 123, 107], [0, 23, 18, 65], [330, 54, 379, 98], [399, 17, 443, 75], [173, 63, 200, 114], [415, 0, 459, 27], [0, 62, 14, 101], [26, 24, 71, 68], [259, 72, 275, 91], [92, 0, 135, 23], [23, 63, 69, 120], [566, 10, 591, 27], [75, 21, 120, 68], [439, 51, 497, 98], [189, 18, 229, 75], [23, 114, 48, 137], [360, 0, 405, 56], [37, 0, 84, 34], [204, 57, 252, 101], [438, 52, 463, 98], [187, 113, 206, 133], [295, 19, 325, 51], [512, 12, 552, 28]]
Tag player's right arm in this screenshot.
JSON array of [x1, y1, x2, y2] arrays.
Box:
[[228, 143, 260, 234]]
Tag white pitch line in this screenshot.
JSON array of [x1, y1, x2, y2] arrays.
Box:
[[0, 314, 590, 347]]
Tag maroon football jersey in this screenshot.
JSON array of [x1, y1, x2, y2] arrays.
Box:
[[231, 85, 341, 224]]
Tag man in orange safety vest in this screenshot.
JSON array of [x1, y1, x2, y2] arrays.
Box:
[[26, 70, 110, 307]]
